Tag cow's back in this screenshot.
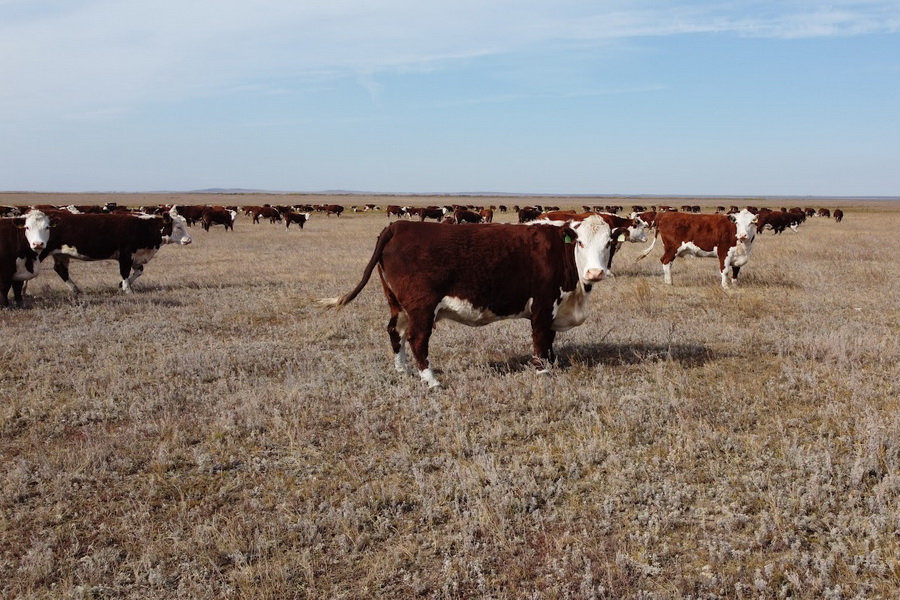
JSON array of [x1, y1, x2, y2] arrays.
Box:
[[46, 213, 162, 258], [657, 212, 735, 251]]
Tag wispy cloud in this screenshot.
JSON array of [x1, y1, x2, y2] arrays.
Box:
[[1, 0, 897, 118]]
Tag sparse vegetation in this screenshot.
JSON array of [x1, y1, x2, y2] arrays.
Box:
[[2, 193, 898, 598]]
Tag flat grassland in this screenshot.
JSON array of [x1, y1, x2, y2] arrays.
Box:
[[1, 193, 899, 599]]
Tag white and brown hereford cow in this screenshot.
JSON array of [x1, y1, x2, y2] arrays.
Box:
[[321, 216, 620, 388], [638, 209, 758, 289], [40, 209, 192, 293], [0, 210, 52, 307]]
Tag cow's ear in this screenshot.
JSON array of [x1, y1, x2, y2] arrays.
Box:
[[728, 214, 737, 223], [162, 213, 172, 224]]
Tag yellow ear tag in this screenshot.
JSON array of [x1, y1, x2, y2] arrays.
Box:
[[617, 233, 627, 242]]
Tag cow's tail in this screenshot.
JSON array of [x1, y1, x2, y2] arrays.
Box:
[[318, 225, 394, 310], [636, 228, 658, 261]]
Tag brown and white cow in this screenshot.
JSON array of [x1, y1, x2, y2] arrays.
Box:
[[637, 209, 758, 289], [40, 209, 192, 293], [284, 211, 311, 229], [756, 209, 800, 235], [201, 207, 236, 231], [320, 217, 617, 388], [537, 211, 646, 275], [1, 210, 52, 307]]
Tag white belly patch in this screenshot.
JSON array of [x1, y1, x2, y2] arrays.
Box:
[[13, 257, 41, 281], [434, 296, 533, 326]]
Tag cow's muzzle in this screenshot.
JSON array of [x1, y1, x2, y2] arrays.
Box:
[[584, 268, 605, 283]]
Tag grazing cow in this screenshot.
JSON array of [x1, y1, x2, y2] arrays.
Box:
[[252, 205, 282, 224], [756, 209, 800, 234], [201, 207, 236, 231], [833, 209, 844, 223], [385, 205, 407, 219], [40, 210, 192, 293], [452, 209, 482, 224], [325, 204, 344, 217], [1, 210, 52, 307], [284, 212, 311, 229], [817, 208, 831, 218], [419, 207, 447, 221], [637, 209, 758, 289], [478, 208, 494, 223], [320, 217, 617, 388], [517, 207, 542, 223]]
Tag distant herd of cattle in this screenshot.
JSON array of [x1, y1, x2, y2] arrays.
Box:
[[0, 200, 846, 309]]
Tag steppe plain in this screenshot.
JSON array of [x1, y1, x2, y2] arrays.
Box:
[[1, 193, 899, 599]]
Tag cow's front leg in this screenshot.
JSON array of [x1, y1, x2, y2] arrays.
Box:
[[118, 256, 135, 293], [530, 312, 557, 373], [52, 255, 81, 294]]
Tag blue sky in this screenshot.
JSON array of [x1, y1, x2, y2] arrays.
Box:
[[2, 1, 898, 196]]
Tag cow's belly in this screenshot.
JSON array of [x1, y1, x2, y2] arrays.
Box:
[[729, 241, 752, 267], [434, 295, 533, 326], [676, 241, 717, 258], [55, 245, 118, 261], [12, 256, 41, 281]]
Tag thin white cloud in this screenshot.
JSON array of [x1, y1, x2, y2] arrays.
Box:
[[0, 0, 897, 119]]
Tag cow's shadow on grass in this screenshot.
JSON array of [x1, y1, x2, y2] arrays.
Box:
[[487, 342, 715, 374]]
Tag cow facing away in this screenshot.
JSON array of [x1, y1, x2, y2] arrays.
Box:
[[41, 210, 192, 293], [1, 210, 52, 307], [638, 209, 758, 289], [320, 217, 616, 388]]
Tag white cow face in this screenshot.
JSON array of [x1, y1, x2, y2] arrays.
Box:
[[167, 213, 192, 245], [728, 209, 759, 243], [22, 210, 51, 251], [626, 218, 649, 243], [570, 215, 614, 284]]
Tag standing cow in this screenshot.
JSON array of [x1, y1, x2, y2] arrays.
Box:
[[320, 216, 618, 388], [638, 209, 758, 289], [1, 210, 52, 307], [41, 210, 192, 293]]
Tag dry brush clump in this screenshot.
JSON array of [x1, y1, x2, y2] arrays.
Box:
[[1, 195, 899, 598]]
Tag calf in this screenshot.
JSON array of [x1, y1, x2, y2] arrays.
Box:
[[0, 210, 52, 307], [41, 210, 192, 293], [285, 212, 312, 229], [638, 209, 758, 289], [320, 217, 616, 388]]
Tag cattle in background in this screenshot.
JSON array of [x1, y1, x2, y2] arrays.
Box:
[[385, 205, 407, 219], [419, 207, 447, 221], [479, 208, 494, 223], [172, 205, 205, 226], [40, 210, 192, 294], [817, 208, 831, 218], [1, 210, 52, 307], [805, 208, 817, 218], [201, 207, 236, 231], [325, 204, 344, 217], [517, 207, 542, 223], [833, 209, 844, 222], [253, 205, 282, 224], [497, 205, 508, 213], [637, 209, 758, 289], [756, 209, 801, 234], [452, 209, 482, 224], [284, 212, 311, 229], [320, 217, 616, 388]]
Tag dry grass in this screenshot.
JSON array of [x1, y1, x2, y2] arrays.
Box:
[[1, 193, 899, 599]]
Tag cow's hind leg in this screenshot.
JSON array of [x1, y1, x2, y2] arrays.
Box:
[[118, 256, 136, 293], [380, 271, 411, 375], [405, 308, 439, 388]]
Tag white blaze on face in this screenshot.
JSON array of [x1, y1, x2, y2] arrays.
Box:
[[570, 215, 613, 282], [23, 210, 51, 251], [729, 209, 758, 246]]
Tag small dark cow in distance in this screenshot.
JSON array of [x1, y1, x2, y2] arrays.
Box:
[[40, 210, 192, 293], [1, 210, 52, 307], [385, 205, 408, 219], [637, 209, 758, 289], [325, 204, 344, 217], [452, 208, 482, 224], [201, 207, 236, 231], [320, 217, 617, 388], [284, 212, 312, 229], [833, 209, 844, 222]]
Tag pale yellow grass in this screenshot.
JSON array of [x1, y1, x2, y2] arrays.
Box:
[[1, 194, 898, 599]]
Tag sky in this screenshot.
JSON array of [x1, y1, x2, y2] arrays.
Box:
[[2, 0, 899, 197]]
